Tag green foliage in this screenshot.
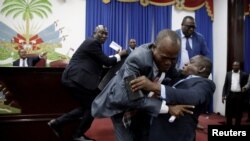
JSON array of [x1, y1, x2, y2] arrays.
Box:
[[1, 0, 52, 20]]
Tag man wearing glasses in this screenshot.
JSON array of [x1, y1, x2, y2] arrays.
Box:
[[175, 16, 210, 70]]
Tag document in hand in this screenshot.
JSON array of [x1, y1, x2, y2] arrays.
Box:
[[109, 41, 122, 52]]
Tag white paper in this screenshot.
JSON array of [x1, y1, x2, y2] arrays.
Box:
[[109, 41, 122, 52]]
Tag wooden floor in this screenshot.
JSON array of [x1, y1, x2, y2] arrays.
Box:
[[85, 112, 250, 141]]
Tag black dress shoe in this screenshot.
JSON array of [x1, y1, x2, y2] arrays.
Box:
[[48, 119, 62, 138]]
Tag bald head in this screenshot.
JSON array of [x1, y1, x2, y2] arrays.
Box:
[[95, 25, 108, 32], [152, 29, 181, 72], [93, 25, 108, 44]]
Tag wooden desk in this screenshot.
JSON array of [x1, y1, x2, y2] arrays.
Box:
[[0, 67, 78, 141]]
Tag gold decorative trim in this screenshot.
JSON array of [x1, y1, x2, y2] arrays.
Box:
[[205, 1, 214, 21], [102, 0, 111, 4]]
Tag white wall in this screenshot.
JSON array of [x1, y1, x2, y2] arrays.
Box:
[[52, 0, 86, 57], [212, 0, 228, 115], [171, 7, 194, 30]]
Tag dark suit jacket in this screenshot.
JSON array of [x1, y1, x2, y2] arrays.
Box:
[[222, 71, 248, 97], [61, 37, 118, 91], [176, 29, 210, 68], [149, 76, 216, 141], [92, 43, 174, 118], [13, 57, 40, 67], [222, 71, 248, 117], [98, 47, 136, 90]]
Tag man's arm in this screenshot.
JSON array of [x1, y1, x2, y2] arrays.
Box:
[[130, 76, 215, 105], [242, 74, 250, 92], [130, 76, 195, 118]]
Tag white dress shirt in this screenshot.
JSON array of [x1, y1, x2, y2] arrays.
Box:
[[19, 58, 28, 67]]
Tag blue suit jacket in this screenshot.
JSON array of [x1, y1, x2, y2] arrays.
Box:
[[61, 37, 118, 91], [176, 29, 210, 68], [149, 77, 216, 141]]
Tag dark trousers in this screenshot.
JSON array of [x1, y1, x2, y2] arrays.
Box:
[[55, 86, 99, 138], [111, 113, 134, 141], [225, 92, 243, 125], [130, 112, 151, 141]]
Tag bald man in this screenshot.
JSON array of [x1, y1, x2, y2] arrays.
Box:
[[48, 25, 127, 141]]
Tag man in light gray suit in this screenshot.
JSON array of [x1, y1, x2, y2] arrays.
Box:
[[92, 29, 194, 141]]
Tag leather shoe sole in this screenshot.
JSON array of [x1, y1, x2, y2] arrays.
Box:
[[48, 119, 62, 138]]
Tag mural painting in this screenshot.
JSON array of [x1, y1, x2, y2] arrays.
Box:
[[0, 0, 70, 67]]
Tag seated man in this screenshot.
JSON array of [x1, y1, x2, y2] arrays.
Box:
[[13, 48, 47, 67]]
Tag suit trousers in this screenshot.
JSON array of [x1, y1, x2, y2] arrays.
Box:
[[225, 92, 244, 125], [55, 86, 99, 137], [111, 112, 134, 141]]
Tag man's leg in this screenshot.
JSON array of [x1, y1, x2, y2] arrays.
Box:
[[130, 112, 151, 141], [71, 88, 98, 141], [111, 113, 134, 141]]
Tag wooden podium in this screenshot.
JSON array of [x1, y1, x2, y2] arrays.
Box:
[[0, 67, 79, 141]]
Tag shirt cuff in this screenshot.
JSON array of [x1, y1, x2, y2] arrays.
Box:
[[114, 54, 121, 62], [159, 101, 169, 114], [160, 84, 166, 99]]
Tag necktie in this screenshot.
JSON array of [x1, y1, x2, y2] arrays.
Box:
[[186, 37, 192, 58], [148, 72, 165, 97]]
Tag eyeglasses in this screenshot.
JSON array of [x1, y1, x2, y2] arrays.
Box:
[[182, 24, 196, 29]]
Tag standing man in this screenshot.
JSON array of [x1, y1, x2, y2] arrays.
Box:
[[48, 25, 127, 141], [127, 38, 137, 54], [175, 16, 209, 70], [222, 61, 248, 125], [13, 48, 47, 67]]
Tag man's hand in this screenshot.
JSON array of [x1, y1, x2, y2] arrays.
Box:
[[168, 105, 194, 117], [118, 50, 128, 57], [40, 52, 48, 59], [130, 76, 160, 93], [242, 87, 247, 93], [222, 96, 226, 104]]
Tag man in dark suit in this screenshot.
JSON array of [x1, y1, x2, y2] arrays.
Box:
[[47, 25, 127, 141], [127, 38, 137, 54], [147, 55, 215, 141], [222, 61, 248, 125], [13, 48, 47, 67], [92, 29, 195, 141], [175, 16, 209, 69]]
